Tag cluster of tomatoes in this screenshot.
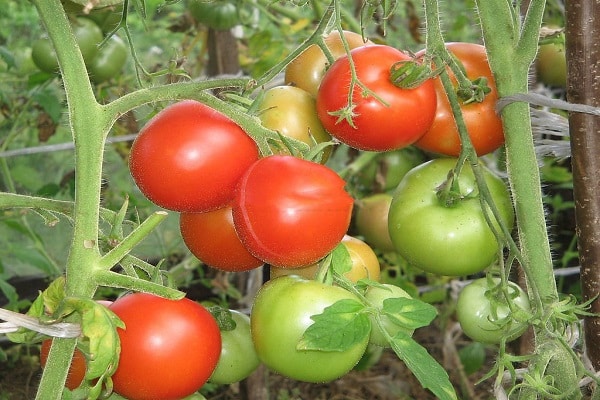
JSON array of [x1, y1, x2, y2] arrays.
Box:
[[31, 5, 127, 83], [40, 31, 533, 399]]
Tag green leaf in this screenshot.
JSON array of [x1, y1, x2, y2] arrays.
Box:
[[382, 297, 438, 330], [458, 342, 486, 375], [42, 276, 66, 315], [32, 88, 63, 123], [390, 332, 458, 400], [0, 46, 16, 70], [297, 299, 370, 352], [331, 243, 353, 276]]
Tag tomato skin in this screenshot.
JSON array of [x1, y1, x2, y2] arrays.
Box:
[[354, 193, 396, 253], [90, 34, 128, 84], [109, 293, 221, 400], [250, 275, 369, 382], [180, 205, 264, 272], [316, 45, 437, 151], [40, 340, 87, 390], [414, 43, 504, 157], [456, 278, 531, 344], [388, 158, 514, 276], [232, 155, 353, 268], [285, 30, 370, 97], [257, 85, 331, 162], [209, 310, 260, 384], [129, 100, 259, 212], [364, 284, 414, 347]]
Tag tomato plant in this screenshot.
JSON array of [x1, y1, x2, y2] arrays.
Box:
[[31, 17, 103, 73], [364, 283, 414, 347], [250, 275, 369, 382], [354, 193, 395, 253], [257, 85, 331, 162], [414, 42, 504, 157], [179, 205, 264, 272], [388, 158, 514, 276], [109, 293, 221, 400], [40, 339, 87, 390], [456, 277, 531, 344], [129, 100, 259, 212], [209, 310, 260, 385], [89, 34, 128, 84], [285, 30, 370, 97], [316, 45, 438, 151], [232, 155, 353, 268]]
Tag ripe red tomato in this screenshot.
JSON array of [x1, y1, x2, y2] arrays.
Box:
[[284, 30, 371, 97], [414, 42, 504, 157], [316, 45, 437, 151], [232, 155, 353, 268], [129, 100, 259, 212], [251, 275, 369, 382], [179, 205, 264, 272], [40, 340, 87, 390], [109, 293, 221, 400]]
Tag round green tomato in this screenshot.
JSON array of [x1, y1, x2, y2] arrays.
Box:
[[388, 158, 514, 276], [257, 85, 331, 162], [536, 42, 567, 88], [354, 193, 395, 253], [364, 284, 414, 347], [356, 148, 426, 193], [84, 4, 123, 34], [31, 17, 103, 73], [90, 34, 128, 83], [188, 0, 239, 30], [210, 310, 260, 384], [250, 275, 369, 383], [456, 277, 531, 344]]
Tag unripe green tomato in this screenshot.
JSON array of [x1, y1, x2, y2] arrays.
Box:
[[31, 38, 59, 73], [90, 34, 128, 83], [536, 42, 567, 88], [365, 284, 414, 347], [354, 193, 395, 253], [209, 310, 260, 384], [188, 0, 239, 30], [84, 4, 123, 34]]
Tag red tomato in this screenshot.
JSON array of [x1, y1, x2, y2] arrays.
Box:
[[414, 43, 504, 157], [232, 155, 353, 268], [40, 340, 87, 390], [129, 100, 259, 212], [316, 45, 437, 151], [180, 205, 264, 272], [110, 293, 221, 400]]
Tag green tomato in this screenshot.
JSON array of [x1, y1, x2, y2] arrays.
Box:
[[388, 158, 514, 276], [31, 17, 103, 73], [84, 4, 124, 34], [536, 42, 567, 88], [356, 148, 426, 193], [365, 284, 414, 347], [188, 0, 239, 30], [250, 275, 369, 383], [456, 277, 531, 344], [90, 34, 128, 83], [209, 310, 260, 384], [354, 193, 395, 253]]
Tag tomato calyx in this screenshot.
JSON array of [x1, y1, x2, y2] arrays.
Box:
[[435, 169, 478, 207], [457, 76, 492, 104], [389, 60, 438, 89]]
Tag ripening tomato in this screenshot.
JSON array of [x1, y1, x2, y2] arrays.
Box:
[[414, 42, 504, 157], [232, 155, 353, 268], [285, 30, 371, 97], [257, 85, 332, 162], [129, 100, 259, 212], [250, 275, 369, 382], [40, 340, 87, 390], [180, 205, 263, 272], [354, 193, 396, 253], [536, 41, 567, 88], [316, 45, 438, 151], [110, 293, 221, 400], [388, 158, 514, 276]]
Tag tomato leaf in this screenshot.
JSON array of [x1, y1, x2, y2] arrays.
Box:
[[382, 297, 437, 330], [390, 332, 458, 400], [330, 243, 353, 276], [297, 299, 369, 352]]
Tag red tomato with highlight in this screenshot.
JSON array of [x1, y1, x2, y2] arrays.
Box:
[[232, 155, 353, 268], [316, 45, 437, 151], [129, 100, 259, 212], [180, 205, 264, 272], [110, 293, 221, 400], [414, 43, 504, 157]]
